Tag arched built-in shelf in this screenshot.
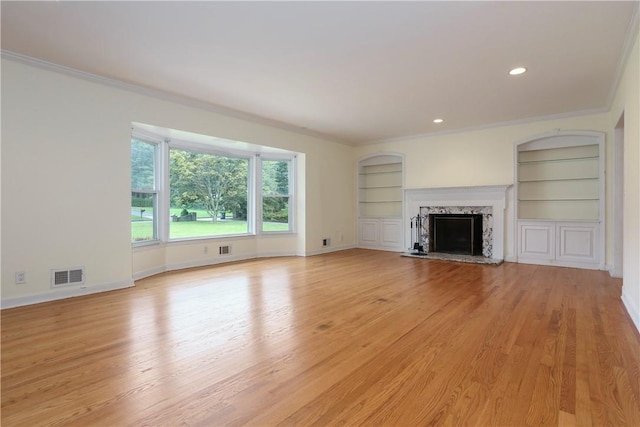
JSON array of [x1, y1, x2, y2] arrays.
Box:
[[357, 153, 404, 251], [514, 131, 605, 269]]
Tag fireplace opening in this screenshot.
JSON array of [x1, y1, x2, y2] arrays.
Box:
[[429, 214, 483, 256]]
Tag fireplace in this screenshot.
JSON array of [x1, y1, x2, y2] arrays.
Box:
[[429, 214, 483, 255], [404, 185, 510, 261], [421, 207, 492, 257]]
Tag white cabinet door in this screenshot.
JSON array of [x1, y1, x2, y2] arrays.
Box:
[[358, 218, 403, 251], [556, 223, 598, 264], [517, 220, 600, 269], [518, 222, 554, 261], [358, 219, 379, 247], [380, 219, 403, 249]]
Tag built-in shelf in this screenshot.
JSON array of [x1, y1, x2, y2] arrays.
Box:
[[359, 171, 402, 176], [517, 155, 599, 165], [515, 132, 604, 270], [358, 154, 404, 251], [358, 157, 403, 218], [519, 198, 599, 201], [517, 142, 601, 221], [518, 177, 599, 183]]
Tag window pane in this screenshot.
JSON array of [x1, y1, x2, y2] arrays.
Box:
[[262, 160, 290, 231], [169, 149, 249, 238], [131, 137, 157, 244], [131, 192, 156, 242], [262, 160, 289, 195], [263, 196, 289, 231], [131, 139, 155, 190]]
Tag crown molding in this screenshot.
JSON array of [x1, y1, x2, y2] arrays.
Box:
[[1, 50, 347, 146], [2, 40, 629, 148], [367, 107, 609, 146]]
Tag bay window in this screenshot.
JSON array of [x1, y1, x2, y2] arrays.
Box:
[[131, 124, 296, 245]]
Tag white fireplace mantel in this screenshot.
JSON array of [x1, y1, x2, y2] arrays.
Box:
[[404, 185, 510, 260]]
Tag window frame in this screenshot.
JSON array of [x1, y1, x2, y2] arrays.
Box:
[[259, 155, 296, 234], [131, 133, 163, 246], [167, 139, 255, 241]]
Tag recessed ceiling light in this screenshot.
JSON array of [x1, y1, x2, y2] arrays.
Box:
[[433, 118, 444, 124], [509, 67, 527, 76]]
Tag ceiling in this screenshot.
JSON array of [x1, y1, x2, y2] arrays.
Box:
[[1, 1, 637, 146]]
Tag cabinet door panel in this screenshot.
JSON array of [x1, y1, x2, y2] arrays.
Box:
[[380, 220, 403, 248], [359, 220, 379, 246], [556, 223, 598, 263], [519, 222, 554, 260]]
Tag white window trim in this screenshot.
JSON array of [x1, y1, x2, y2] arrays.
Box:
[[131, 132, 163, 246], [259, 154, 296, 234], [167, 141, 254, 240]]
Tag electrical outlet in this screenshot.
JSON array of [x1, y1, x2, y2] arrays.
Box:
[[15, 271, 26, 284], [322, 238, 331, 247]]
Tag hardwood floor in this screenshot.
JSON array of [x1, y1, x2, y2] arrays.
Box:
[[2, 249, 639, 426]]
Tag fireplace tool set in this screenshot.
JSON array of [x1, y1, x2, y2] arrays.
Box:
[[410, 214, 428, 254]]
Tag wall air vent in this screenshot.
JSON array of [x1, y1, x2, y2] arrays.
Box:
[[219, 245, 231, 256], [52, 267, 85, 287]]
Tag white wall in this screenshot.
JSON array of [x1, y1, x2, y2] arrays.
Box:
[[610, 29, 640, 332], [2, 60, 134, 304], [354, 113, 612, 262], [1, 58, 355, 307]]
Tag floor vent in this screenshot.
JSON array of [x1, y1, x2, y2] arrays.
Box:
[[52, 268, 85, 287], [219, 245, 231, 255]]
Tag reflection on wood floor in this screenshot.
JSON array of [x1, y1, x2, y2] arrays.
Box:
[[2, 249, 639, 426]]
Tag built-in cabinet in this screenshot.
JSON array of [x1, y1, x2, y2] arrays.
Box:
[[515, 132, 604, 269], [357, 154, 404, 251]]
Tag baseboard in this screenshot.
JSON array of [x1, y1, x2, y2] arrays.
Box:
[[164, 254, 259, 273], [516, 257, 601, 270], [134, 251, 304, 281], [607, 264, 623, 278], [504, 255, 518, 263], [356, 245, 404, 253], [305, 244, 356, 256], [133, 266, 167, 281], [257, 250, 299, 259], [621, 289, 640, 334], [1, 279, 135, 309]]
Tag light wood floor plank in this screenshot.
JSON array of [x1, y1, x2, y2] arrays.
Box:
[[2, 249, 639, 426]]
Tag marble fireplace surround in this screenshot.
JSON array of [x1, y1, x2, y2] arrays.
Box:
[[405, 185, 510, 260]]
